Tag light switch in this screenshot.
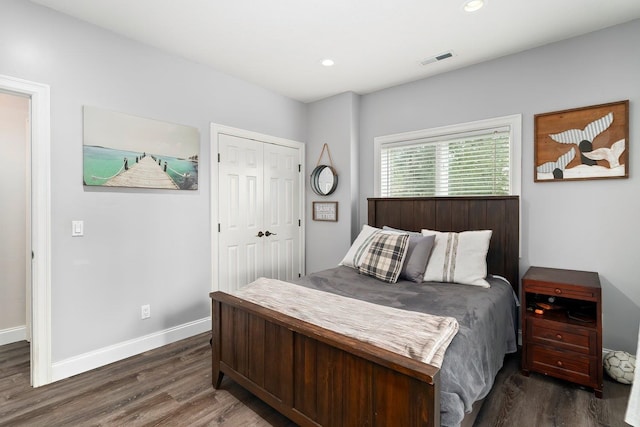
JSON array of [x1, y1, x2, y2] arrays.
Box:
[[72, 220, 84, 237]]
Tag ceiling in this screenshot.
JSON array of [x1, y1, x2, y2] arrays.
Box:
[[30, 0, 640, 103]]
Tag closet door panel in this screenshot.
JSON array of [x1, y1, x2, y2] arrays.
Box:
[[263, 143, 300, 282], [218, 134, 264, 292]]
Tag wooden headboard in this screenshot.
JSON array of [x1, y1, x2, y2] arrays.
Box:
[[368, 196, 519, 293]]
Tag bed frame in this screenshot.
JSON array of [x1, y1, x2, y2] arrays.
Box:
[[210, 196, 519, 427]]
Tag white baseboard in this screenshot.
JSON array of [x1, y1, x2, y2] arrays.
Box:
[[0, 325, 27, 346], [51, 317, 211, 382]]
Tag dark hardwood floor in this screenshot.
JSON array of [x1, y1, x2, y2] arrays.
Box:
[[475, 352, 631, 427], [0, 333, 295, 426], [0, 333, 631, 426]]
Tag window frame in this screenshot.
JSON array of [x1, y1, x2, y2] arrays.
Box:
[[374, 114, 522, 198]]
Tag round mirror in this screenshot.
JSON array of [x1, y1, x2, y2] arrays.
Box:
[[310, 165, 338, 196]]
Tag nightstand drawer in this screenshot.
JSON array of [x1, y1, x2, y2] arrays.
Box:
[[528, 344, 593, 382], [525, 283, 598, 301], [528, 320, 594, 355]]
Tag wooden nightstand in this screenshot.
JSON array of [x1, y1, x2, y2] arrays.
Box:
[[521, 266, 603, 398]]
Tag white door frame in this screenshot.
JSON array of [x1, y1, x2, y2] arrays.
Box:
[[210, 124, 305, 292], [0, 74, 52, 387]]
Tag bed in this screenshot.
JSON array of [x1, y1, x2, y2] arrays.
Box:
[[210, 196, 520, 427]]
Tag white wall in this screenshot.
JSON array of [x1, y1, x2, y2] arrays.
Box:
[[305, 92, 359, 273], [359, 19, 640, 352], [0, 92, 29, 341], [0, 0, 305, 367]]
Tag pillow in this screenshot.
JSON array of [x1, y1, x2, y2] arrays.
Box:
[[382, 225, 422, 238], [421, 229, 492, 288], [339, 225, 382, 269], [358, 232, 410, 283], [383, 226, 435, 282]]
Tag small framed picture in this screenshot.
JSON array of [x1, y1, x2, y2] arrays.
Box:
[[312, 201, 338, 222]]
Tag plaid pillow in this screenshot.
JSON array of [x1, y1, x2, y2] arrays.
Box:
[[358, 232, 410, 283]]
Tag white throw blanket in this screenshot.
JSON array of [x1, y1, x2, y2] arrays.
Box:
[[233, 277, 459, 368]]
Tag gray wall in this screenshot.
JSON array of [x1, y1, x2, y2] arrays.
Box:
[[3, 0, 637, 364], [0, 0, 305, 362], [305, 92, 359, 273], [0, 92, 28, 335], [359, 19, 640, 352]]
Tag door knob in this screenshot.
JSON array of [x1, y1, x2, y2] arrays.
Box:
[[265, 231, 277, 237], [256, 231, 264, 237]]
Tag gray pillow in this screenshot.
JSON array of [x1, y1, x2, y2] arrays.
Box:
[[383, 226, 435, 282], [383, 225, 422, 238]]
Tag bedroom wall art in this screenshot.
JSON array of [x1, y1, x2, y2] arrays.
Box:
[[534, 100, 629, 182], [312, 201, 338, 221], [83, 106, 200, 190]]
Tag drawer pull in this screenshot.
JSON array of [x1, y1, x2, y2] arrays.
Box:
[[554, 288, 562, 295], [557, 360, 564, 367], [556, 334, 563, 340]]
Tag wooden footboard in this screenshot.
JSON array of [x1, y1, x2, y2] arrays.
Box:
[[211, 291, 441, 427]]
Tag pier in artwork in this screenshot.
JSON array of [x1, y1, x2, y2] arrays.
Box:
[[103, 156, 178, 189]]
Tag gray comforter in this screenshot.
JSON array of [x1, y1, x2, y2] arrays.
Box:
[[294, 266, 518, 427]]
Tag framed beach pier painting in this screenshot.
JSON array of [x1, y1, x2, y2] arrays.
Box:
[[83, 106, 200, 190], [534, 100, 629, 182]]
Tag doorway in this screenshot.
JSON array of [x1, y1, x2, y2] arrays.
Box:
[[211, 125, 305, 292], [0, 91, 30, 347], [0, 74, 51, 387]]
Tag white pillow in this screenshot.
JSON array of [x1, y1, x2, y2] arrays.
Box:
[[339, 225, 382, 268], [421, 229, 492, 288]]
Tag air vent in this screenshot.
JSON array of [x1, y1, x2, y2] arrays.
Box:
[[421, 51, 454, 66]]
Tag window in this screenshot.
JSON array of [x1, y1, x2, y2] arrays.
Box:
[[375, 115, 521, 197]]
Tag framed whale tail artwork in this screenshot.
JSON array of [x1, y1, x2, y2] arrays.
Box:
[[534, 100, 629, 182]]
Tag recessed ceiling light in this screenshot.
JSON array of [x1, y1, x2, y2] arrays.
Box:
[[463, 0, 485, 12], [321, 59, 335, 67]]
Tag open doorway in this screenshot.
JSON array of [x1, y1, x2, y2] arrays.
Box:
[[0, 90, 30, 347], [0, 74, 51, 387]]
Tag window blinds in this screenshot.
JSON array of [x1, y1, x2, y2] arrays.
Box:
[[380, 128, 511, 197]]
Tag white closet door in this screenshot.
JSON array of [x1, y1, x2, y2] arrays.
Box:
[[263, 143, 300, 282], [218, 134, 301, 292], [218, 134, 264, 292]]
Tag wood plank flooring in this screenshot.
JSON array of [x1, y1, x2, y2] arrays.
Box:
[[475, 352, 631, 427], [0, 333, 631, 426], [0, 333, 294, 426]]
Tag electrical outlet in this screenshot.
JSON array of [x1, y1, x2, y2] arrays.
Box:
[[141, 304, 151, 319]]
